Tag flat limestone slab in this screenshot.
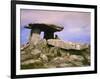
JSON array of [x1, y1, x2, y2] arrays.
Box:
[[47, 39, 89, 50], [25, 23, 64, 32]]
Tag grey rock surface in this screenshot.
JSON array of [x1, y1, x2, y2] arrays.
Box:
[[21, 39, 90, 69], [47, 39, 89, 50]]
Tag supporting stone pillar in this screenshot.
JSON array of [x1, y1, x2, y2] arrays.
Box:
[[24, 23, 64, 44], [30, 29, 41, 45], [44, 31, 54, 39]]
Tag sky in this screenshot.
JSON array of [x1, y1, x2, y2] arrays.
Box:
[[20, 9, 91, 45]]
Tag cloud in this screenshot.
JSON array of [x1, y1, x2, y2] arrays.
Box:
[[20, 9, 91, 44]]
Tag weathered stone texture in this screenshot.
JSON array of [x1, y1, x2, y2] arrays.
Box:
[[21, 39, 90, 69]]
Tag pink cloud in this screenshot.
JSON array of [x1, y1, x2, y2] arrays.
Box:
[[20, 9, 91, 44]]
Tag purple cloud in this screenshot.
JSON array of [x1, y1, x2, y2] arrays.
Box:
[[20, 9, 91, 44]]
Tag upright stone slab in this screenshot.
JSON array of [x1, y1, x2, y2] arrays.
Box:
[[24, 23, 64, 45]]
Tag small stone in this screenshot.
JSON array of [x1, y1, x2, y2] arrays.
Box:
[[21, 58, 43, 66], [21, 51, 26, 55], [21, 53, 33, 61], [69, 55, 84, 61], [40, 54, 48, 62], [58, 63, 73, 67], [31, 49, 41, 59], [72, 61, 84, 66], [50, 57, 64, 65]]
